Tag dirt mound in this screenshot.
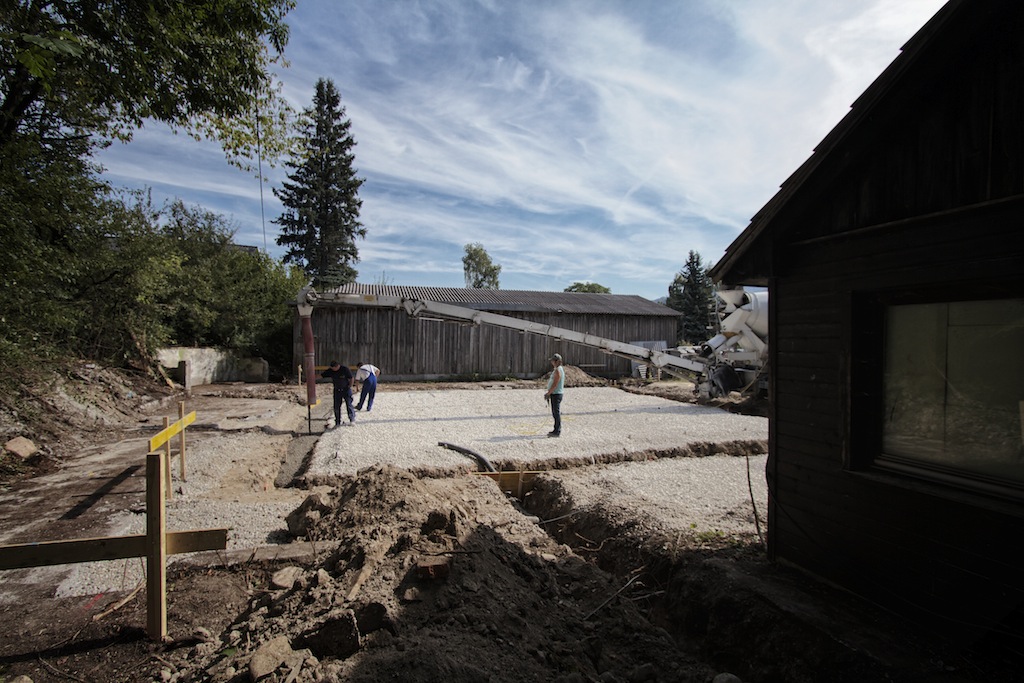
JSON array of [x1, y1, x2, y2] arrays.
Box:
[[157, 465, 718, 682], [0, 361, 173, 483], [561, 365, 609, 387]]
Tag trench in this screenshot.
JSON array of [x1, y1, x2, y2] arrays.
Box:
[[517, 472, 935, 683], [268, 428, 930, 683]]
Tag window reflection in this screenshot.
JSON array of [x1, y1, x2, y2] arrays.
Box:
[[882, 298, 1024, 486]]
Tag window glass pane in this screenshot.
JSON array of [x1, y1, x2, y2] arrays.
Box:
[[882, 299, 1024, 486]]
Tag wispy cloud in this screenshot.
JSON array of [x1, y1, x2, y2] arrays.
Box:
[[97, 0, 947, 298]]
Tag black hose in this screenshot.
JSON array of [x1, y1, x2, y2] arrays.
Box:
[[438, 441, 496, 472]]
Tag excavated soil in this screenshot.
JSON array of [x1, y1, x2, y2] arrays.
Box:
[[0, 363, 1003, 683]]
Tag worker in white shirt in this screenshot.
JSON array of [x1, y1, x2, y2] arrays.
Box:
[[355, 361, 381, 411]]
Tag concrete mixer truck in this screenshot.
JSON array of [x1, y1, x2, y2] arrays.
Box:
[[675, 288, 769, 397]]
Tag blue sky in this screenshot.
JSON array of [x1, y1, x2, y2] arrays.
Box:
[[97, 0, 947, 301]]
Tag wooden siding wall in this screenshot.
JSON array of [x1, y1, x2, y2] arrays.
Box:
[[293, 308, 677, 380], [769, 208, 1024, 639], [763, 7, 1024, 644]]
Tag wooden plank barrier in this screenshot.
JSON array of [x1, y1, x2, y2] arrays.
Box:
[[0, 528, 227, 570], [474, 470, 542, 499], [0, 410, 226, 641], [149, 403, 196, 498]]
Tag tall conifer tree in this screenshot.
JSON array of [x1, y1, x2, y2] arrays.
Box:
[[274, 78, 364, 288], [667, 250, 715, 344]]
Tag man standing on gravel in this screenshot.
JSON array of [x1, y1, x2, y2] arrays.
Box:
[[544, 353, 565, 437], [321, 360, 356, 428], [355, 361, 380, 411]]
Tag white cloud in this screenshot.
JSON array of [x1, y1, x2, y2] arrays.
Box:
[[96, 0, 947, 299]]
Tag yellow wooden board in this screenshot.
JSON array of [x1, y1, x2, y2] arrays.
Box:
[[148, 411, 197, 452], [473, 471, 542, 497]]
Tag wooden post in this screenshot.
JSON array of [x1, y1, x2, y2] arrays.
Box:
[[163, 416, 172, 499], [146, 451, 167, 641], [178, 401, 187, 482]]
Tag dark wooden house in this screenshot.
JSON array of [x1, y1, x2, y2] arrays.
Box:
[[293, 284, 680, 380], [709, 0, 1024, 649]]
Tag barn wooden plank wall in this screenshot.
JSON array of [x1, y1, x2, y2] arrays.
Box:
[[294, 307, 677, 380]]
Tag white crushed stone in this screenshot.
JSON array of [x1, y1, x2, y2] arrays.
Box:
[[309, 386, 767, 476], [35, 386, 767, 598], [547, 454, 769, 537], [53, 431, 306, 598]]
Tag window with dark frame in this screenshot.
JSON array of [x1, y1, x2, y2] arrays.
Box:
[[851, 288, 1024, 499]]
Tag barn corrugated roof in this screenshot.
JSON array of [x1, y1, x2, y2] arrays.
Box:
[[320, 283, 680, 317]]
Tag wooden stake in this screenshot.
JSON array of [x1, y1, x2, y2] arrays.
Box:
[[178, 401, 187, 482], [163, 416, 172, 500], [146, 451, 167, 640]]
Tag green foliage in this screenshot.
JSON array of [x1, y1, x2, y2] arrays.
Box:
[[154, 200, 307, 370], [565, 282, 610, 293], [1, 168, 305, 381], [667, 250, 715, 344], [70, 197, 182, 361], [0, 0, 296, 170], [0, 1, 307, 388], [274, 78, 365, 289], [462, 243, 501, 289], [0, 128, 112, 366]]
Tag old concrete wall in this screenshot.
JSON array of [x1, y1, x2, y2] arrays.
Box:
[[157, 347, 269, 385]]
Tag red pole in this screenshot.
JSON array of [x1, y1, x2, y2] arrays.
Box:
[[297, 289, 318, 408]]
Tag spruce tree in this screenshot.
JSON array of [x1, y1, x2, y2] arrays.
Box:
[[667, 250, 715, 344], [274, 78, 365, 288]]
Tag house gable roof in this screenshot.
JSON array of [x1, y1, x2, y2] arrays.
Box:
[[709, 0, 968, 285], [319, 283, 680, 317]]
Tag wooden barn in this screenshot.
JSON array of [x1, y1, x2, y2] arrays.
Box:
[[709, 0, 1024, 651], [293, 284, 681, 380]]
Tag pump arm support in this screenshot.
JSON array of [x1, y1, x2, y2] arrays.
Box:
[[300, 288, 708, 377]]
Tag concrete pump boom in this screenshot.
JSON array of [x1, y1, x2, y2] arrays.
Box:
[[298, 287, 709, 380], [296, 286, 768, 416]]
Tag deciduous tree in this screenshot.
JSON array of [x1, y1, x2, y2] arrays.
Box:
[[462, 243, 501, 289], [564, 282, 610, 293], [0, 0, 296, 168]]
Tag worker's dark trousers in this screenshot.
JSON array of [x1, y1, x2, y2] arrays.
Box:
[[334, 388, 355, 424], [356, 376, 377, 410], [549, 393, 563, 434]]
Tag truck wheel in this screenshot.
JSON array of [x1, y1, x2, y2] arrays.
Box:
[[710, 366, 742, 397]]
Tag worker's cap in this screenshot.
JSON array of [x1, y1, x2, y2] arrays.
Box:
[[329, 360, 339, 366], [550, 353, 562, 362]]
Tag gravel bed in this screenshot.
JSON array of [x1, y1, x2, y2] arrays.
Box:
[[55, 431, 307, 598], [309, 386, 767, 476], [542, 454, 769, 537], [51, 386, 769, 598]]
